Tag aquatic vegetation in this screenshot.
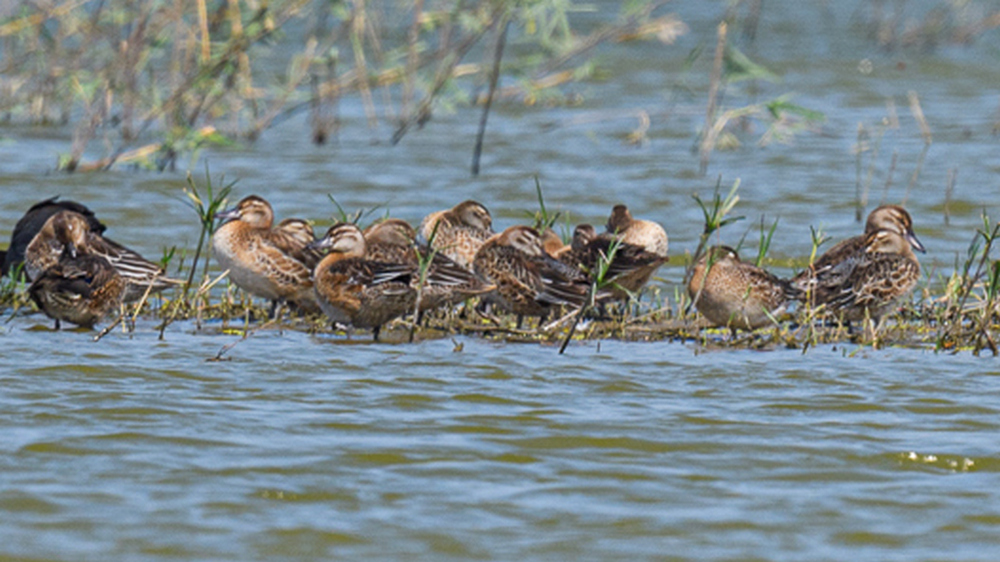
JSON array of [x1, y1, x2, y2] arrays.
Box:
[[0, 0, 686, 172], [182, 167, 236, 290], [3, 172, 999, 355]]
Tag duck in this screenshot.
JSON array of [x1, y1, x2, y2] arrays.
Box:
[[363, 218, 495, 311], [3, 196, 105, 279], [24, 209, 179, 303], [602, 204, 668, 297], [212, 195, 319, 315], [308, 223, 419, 340], [605, 204, 669, 258], [272, 218, 323, 269], [793, 204, 925, 293], [540, 228, 567, 258], [473, 225, 591, 325], [363, 218, 422, 264], [804, 229, 921, 323], [418, 200, 494, 270], [687, 246, 800, 332], [557, 223, 668, 300], [27, 211, 126, 329]]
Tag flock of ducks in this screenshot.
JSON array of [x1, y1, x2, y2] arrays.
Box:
[[0, 196, 925, 339]]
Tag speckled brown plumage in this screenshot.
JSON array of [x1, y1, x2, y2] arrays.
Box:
[[804, 229, 921, 323], [28, 214, 126, 329], [419, 200, 494, 270], [688, 246, 799, 331], [309, 223, 419, 339], [24, 210, 179, 302], [3, 196, 105, 279], [212, 195, 319, 313], [363, 219, 494, 311], [272, 218, 323, 269], [793, 205, 925, 293], [473, 225, 590, 319], [558, 223, 668, 300]]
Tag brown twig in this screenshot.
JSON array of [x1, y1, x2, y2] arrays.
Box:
[[699, 21, 728, 176], [944, 168, 957, 226], [471, 15, 510, 176]]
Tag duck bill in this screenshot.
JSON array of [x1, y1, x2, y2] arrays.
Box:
[[907, 231, 927, 254], [214, 207, 241, 223], [305, 238, 332, 252]]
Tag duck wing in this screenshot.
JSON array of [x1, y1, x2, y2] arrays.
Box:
[[4, 197, 105, 277]]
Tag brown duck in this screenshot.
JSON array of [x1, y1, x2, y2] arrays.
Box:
[[558, 223, 668, 300], [602, 205, 668, 297], [24, 209, 180, 302], [28, 211, 126, 329], [363, 218, 494, 311], [309, 223, 419, 340], [3, 196, 105, 279], [418, 200, 494, 270], [212, 195, 319, 315], [794, 204, 925, 294], [805, 229, 921, 323], [687, 246, 799, 332], [473, 225, 591, 324]]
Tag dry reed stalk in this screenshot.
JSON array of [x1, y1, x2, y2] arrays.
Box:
[[534, 1, 671, 77], [699, 21, 727, 176], [471, 15, 510, 176], [908, 90, 932, 144], [944, 168, 957, 226], [197, 0, 210, 63], [392, 4, 503, 145], [880, 150, 898, 204], [886, 97, 899, 128], [903, 143, 929, 206], [401, 0, 425, 124], [743, 0, 763, 43], [350, 0, 378, 130], [66, 85, 110, 171], [854, 122, 866, 222], [0, 0, 87, 37]]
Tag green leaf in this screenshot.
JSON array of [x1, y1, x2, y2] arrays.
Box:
[[766, 98, 825, 122], [723, 45, 779, 83]]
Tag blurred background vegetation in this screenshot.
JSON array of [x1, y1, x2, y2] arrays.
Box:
[[1, 0, 997, 174], [0, 0, 686, 171]]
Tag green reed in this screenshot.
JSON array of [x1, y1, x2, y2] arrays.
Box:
[[687, 177, 743, 292], [530, 177, 562, 234], [182, 167, 235, 291], [935, 212, 1000, 354], [559, 235, 624, 354], [410, 221, 442, 343], [754, 216, 779, 268]]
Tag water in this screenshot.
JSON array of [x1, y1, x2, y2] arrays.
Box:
[[3, 1, 1000, 559]]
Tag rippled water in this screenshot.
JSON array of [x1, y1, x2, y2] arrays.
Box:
[[4, 1, 1000, 560], [4, 332, 1000, 559]]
